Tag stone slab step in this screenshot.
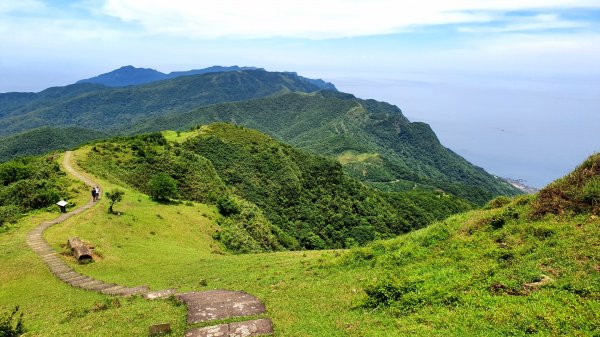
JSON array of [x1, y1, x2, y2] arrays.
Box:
[[86, 283, 115, 291], [177, 290, 267, 324], [143, 289, 177, 300], [117, 286, 150, 297], [76, 280, 103, 289], [70, 277, 94, 286], [101, 285, 126, 295], [184, 319, 273, 337]]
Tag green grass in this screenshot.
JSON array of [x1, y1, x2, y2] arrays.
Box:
[[337, 151, 382, 165], [1, 150, 598, 336]]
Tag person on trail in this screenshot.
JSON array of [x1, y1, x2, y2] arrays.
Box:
[[95, 186, 100, 201], [91, 187, 97, 201]]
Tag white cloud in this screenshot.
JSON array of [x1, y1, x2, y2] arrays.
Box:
[[457, 13, 590, 33], [101, 0, 600, 39]]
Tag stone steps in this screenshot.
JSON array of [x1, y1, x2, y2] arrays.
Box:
[[184, 319, 273, 337]]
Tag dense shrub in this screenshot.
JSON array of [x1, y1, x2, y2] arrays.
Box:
[[216, 196, 240, 216], [148, 173, 178, 201], [0, 156, 71, 228]]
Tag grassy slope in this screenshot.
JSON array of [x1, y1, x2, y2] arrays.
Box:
[[0, 154, 186, 336], [2, 151, 597, 336]]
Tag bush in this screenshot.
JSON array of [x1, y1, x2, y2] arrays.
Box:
[[485, 196, 512, 209], [0, 306, 24, 336], [0, 206, 19, 227], [148, 173, 178, 201], [216, 196, 240, 216]]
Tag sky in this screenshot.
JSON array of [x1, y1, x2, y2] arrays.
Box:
[[1, 0, 599, 186]]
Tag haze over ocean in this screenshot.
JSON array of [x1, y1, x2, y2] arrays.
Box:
[[334, 73, 600, 188]]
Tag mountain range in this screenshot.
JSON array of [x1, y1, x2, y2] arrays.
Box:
[[0, 66, 520, 204]]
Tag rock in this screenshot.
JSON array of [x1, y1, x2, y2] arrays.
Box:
[[184, 318, 273, 337], [149, 323, 171, 336], [177, 290, 266, 323]]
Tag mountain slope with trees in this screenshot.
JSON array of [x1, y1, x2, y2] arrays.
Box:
[[0, 69, 333, 137], [133, 91, 520, 204], [0, 68, 518, 204], [79, 124, 473, 252]]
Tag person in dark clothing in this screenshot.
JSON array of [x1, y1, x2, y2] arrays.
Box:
[[91, 187, 97, 201]]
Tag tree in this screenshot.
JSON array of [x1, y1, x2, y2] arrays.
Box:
[[105, 189, 124, 214], [148, 173, 178, 201]]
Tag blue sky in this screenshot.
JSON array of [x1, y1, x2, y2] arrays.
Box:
[[1, 0, 600, 91]]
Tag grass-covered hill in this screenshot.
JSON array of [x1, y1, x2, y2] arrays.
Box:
[[335, 153, 600, 335], [132, 91, 520, 204], [79, 124, 472, 252], [0, 69, 330, 138]]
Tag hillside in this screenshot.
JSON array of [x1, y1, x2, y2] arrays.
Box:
[[78, 124, 473, 252], [334, 153, 600, 335], [0, 127, 108, 162], [132, 91, 520, 204], [0, 69, 331, 137], [1, 148, 596, 336]]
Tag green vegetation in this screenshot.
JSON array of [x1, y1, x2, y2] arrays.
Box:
[[0, 155, 74, 229], [532, 153, 600, 217], [133, 92, 520, 204], [0, 70, 326, 138], [79, 124, 472, 252], [0, 69, 518, 204], [0, 127, 109, 163], [147, 173, 178, 202], [0, 150, 597, 336], [105, 189, 124, 214], [335, 155, 600, 335], [0, 306, 24, 337]]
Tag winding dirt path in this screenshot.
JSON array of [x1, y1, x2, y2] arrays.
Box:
[[26, 151, 158, 296], [26, 151, 273, 336]]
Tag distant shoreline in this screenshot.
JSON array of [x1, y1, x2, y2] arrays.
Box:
[[502, 177, 539, 194]]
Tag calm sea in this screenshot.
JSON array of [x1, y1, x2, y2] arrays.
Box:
[[332, 73, 600, 188]]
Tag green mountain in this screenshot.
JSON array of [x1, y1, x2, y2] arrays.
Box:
[[0, 69, 330, 137], [132, 91, 519, 204], [0, 69, 519, 204], [79, 124, 473, 252]]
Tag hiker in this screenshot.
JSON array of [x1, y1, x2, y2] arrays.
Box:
[[91, 187, 97, 201], [95, 186, 100, 201]]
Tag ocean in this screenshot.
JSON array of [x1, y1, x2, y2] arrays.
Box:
[[332, 73, 600, 188]]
